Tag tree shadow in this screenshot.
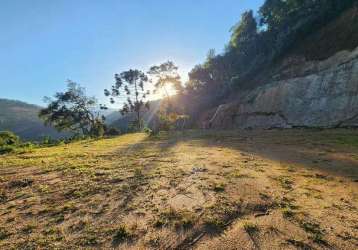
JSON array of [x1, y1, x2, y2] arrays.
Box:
[[141, 129, 358, 180]]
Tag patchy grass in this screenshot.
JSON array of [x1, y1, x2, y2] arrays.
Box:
[[243, 221, 259, 234], [0, 129, 357, 249], [212, 182, 226, 192], [112, 225, 135, 244], [154, 207, 196, 230]]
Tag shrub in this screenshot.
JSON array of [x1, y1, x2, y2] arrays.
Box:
[[112, 225, 133, 244], [105, 127, 120, 136], [0, 145, 16, 154], [0, 131, 20, 155], [0, 131, 19, 146], [143, 127, 154, 135]]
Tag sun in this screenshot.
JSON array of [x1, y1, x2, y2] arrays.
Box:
[[148, 83, 178, 101]]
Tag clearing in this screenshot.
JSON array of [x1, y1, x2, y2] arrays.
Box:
[[0, 129, 357, 249]]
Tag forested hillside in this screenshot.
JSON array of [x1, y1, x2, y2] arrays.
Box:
[[173, 0, 358, 125], [0, 99, 67, 140]]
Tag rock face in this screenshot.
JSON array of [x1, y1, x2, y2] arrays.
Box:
[[206, 46, 358, 129]]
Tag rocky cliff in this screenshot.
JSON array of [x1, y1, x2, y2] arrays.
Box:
[[205, 46, 358, 129]]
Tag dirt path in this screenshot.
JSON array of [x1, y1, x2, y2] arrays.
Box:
[[0, 129, 357, 249]]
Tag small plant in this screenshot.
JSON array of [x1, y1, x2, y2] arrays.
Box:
[[243, 222, 259, 234], [153, 208, 194, 230], [212, 182, 226, 192], [7, 178, 33, 188], [276, 176, 294, 190], [0, 145, 16, 154], [134, 168, 143, 179], [143, 127, 153, 135], [0, 131, 19, 146], [0, 227, 10, 240], [282, 207, 295, 218], [112, 225, 133, 244], [203, 215, 226, 232], [300, 221, 328, 245], [21, 223, 36, 234]]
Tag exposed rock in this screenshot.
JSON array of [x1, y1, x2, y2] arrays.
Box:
[[206, 46, 358, 129]]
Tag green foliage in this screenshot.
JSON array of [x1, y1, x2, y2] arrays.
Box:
[[0, 131, 19, 154], [0, 131, 19, 146], [243, 222, 259, 234], [112, 225, 134, 244], [40, 81, 106, 137], [104, 69, 150, 131], [0, 145, 16, 154], [143, 127, 153, 136], [0, 227, 10, 240], [0, 135, 36, 155], [229, 10, 257, 49], [153, 207, 195, 230], [148, 61, 183, 97], [182, 0, 357, 118]]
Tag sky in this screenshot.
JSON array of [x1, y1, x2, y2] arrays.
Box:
[[0, 0, 264, 106]]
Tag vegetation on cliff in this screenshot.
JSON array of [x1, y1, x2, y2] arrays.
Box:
[[179, 0, 357, 122]]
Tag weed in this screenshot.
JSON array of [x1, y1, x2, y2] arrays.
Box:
[[259, 192, 270, 200], [282, 207, 295, 218], [212, 182, 226, 192], [0, 228, 10, 240], [80, 234, 98, 246], [37, 184, 50, 193], [79, 226, 100, 246], [0, 191, 7, 202], [153, 208, 195, 230], [203, 215, 226, 232], [112, 225, 134, 244], [243, 222, 259, 234], [134, 168, 143, 179], [300, 221, 328, 245], [7, 178, 33, 188], [21, 223, 36, 234], [286, 239, 312, 249], [276, 176, 294, 190]]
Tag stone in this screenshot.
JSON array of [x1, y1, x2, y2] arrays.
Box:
[[205, 46, 358, 129]]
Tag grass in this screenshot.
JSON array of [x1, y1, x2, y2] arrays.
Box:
[[0, 228, 10, 240], [0, 129, 357, 249], [212, 182, 226, 192], [154, 207, 195, 230], [282, 207, 295, 218], [243, 221, 259, 234], [112, 225, 134, 244], [275, 176, 294, 190], [299, 221, 328, 245]]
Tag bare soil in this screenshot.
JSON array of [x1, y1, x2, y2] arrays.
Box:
[[0, 129, 357, 249]]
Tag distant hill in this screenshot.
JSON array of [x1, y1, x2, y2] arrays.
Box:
[[0, 98, 68, 141]]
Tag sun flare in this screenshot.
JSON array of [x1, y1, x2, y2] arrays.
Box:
[[149, 83, 178, 101]]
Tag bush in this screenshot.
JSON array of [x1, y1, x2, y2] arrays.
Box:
[[0, 145, 16, 154], [143, 127, 154, 135], [0, 131, 20, 155], [0, 131, 19, 146], [105, 127, 120, 136]]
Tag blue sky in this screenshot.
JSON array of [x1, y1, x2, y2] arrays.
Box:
[[0, 0, 264, 106]]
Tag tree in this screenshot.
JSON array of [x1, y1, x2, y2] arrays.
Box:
[[39, 80, 105, 137], [148, 61, 182, 99], [148, 61, 188, 132], [230, 10, 258, 50], [104, 69, 150, 130]]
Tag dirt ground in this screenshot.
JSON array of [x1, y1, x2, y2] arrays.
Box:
[[0, 129, 357, 249]]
